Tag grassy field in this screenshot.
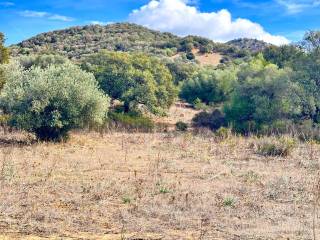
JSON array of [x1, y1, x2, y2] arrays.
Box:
[[0, 127, 319, 239]]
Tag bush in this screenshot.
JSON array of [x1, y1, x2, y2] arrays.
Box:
[[17, 54, 69, 69], [108, 112, 154, 132], [180, 66, 237, 105], [216, 127, 231, 139], [0, 61, 110, 141], [82, 51, 177, 115], [186, 52, 195, 60], [224, 55, 304, 134], [192, 109, 226, 131], [255, 137, 296, 157], [175, 121, 188, 132]]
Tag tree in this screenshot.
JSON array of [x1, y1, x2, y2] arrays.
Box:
[[224, 55, 303, 133], [263, 45, 303, 68], [17, 54, 69, 69], [82, 51, 177, 115], [0, 61, 110, 141], [0, 33, 9, 90], [180, 65, 238, 105]]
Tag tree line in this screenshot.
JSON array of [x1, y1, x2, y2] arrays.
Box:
[[1, 31, 320, 141]]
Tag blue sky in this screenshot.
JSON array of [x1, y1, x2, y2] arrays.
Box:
[[1, 0, 319, 45]]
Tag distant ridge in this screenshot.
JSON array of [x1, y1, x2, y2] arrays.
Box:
[[10, 23, 269, 59], [227, 38, 271, 53]]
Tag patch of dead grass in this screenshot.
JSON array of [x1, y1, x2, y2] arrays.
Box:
[[0, 130, 319, 239]]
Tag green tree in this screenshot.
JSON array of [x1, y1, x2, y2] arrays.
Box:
[[83, 51, 177, 115], [0, 33, 9, 90], [17, 54, 69, 69], [263, 45, 303, 68], [180, 65, 238, 105], [0, 61, 110, 141], [224, 55, 303, 133]]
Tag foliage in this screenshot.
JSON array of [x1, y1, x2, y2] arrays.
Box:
[[227, 38, 270, 53], [17, 54, 70, 69], [175, 121, 188, 132], [108, 111, 155, 132], [255, 137, 296, 157], [0, 61, 110, 141], [192, 109, 226, 131], [11, 23, 253, 61], [0, 33, 9, 90], [224, 55, 303, 133], [180, 65, 238, 105], [263, 45, 303, 68], [165, 59, 198, 84], [82, 51, 177, 115]]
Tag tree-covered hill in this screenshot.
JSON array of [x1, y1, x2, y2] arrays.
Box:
[[227, 38, 271, 53], [10, 23, 255, 60]]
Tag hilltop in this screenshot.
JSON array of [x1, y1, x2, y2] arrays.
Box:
[[227, 38, 271, 53], [10, 23, 264, 60]]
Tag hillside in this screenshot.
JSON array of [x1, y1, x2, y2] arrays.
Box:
[[228, 38, 271, 53], [10, 23, 255, 60]]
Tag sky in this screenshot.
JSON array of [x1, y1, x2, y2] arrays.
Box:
[[0, 0, 319, 46]]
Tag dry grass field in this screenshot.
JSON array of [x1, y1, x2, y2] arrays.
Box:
[[170, 49, 222, 67], [0, 128, 320, 239]]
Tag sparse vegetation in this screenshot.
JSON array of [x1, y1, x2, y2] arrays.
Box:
[[255, 136, 296, 157]]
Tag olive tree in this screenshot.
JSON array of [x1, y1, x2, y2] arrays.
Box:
[[0, 61, 110, 141]]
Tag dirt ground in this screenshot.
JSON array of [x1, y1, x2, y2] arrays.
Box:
[[170, 49, 222, 67], [0, 128, 319, 239]]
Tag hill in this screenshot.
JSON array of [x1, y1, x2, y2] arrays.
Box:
[[227, 38, 271, 53], [10, 23, 254, 60]]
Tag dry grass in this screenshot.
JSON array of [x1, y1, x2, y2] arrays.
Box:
[[191, 49, 222, 67], [0, 129, 319, 239], [170, 49, 222, 67]]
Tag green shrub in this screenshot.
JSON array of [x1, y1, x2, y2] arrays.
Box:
[[82, 51, 177, 115], [224, 55, 303, 134], [192, 109, 226, 131], [17, 54, 69, 69], [180, 66, 237, 105], [175, 121, 188, 132], [186, 52, 195, 60], [255, 137, 296, 157], [108, 112, 154, 132], [0, 61, 110, 141], [216, 127, 231, 139]]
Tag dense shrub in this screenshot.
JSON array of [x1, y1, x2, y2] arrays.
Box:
[[224, 55, 303, 134], [17, 54, 69, 69], [0, 33, 9, 90], [175, 121, 188, 132], [180, 66, 238, 105], [108, 111, 154, 132], [82, 51, 177, 115], [165, 60, 198, 84], [0, 61, 110, 141], [186, 52, 195, 60], [192, 109, 226, 131]]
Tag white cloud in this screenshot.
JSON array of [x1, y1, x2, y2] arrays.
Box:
[[20, 10, 47, 18], [276, 0, 320, 14], [49, 14, 74, 22], [0, 1, 14, 6], [19, 10, 74, 22], [129, 0, 290, 45], [89, 21, 113, 25]]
